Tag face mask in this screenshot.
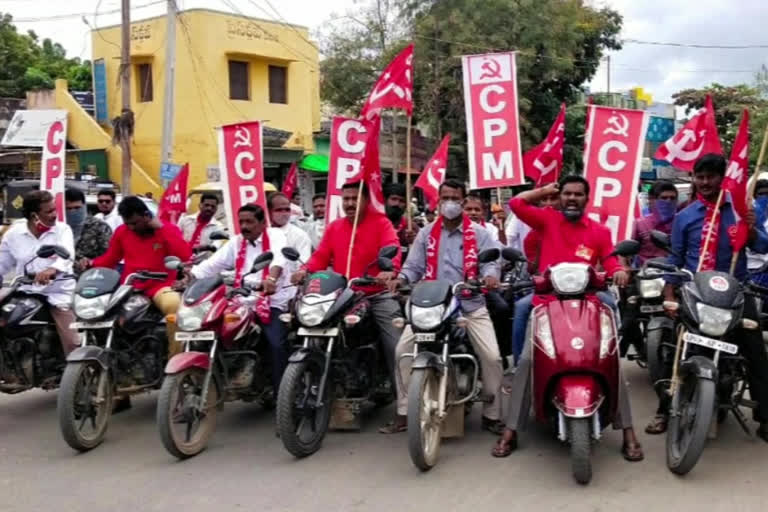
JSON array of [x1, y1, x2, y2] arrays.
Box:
[[66, 205, 87, 239], [654, 199, 677, 223], [272, 212, 291, 227], [440, 200, 463, 220], [754, 197, 768, 224], [33, 214, 54, 234], [386, 204, 404, 221]]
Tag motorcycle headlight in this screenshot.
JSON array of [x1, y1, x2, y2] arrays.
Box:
[[534, 312, 556, 359], [177, 300, 213, 331], [550, 263, 590, 295], [298, 293, 335, 327], [600, 310, 616, 359], [411, 305, 445, 330], [639, 278, 664, 299], [696, 303, 733, 337], [2, 303, 15, 313], [74, 295, 109, 320]]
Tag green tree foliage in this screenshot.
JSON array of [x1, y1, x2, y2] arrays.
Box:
[[0, 12, 92, 97]]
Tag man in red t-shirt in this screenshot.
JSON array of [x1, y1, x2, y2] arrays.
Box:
[[492, 176, 642, 462]]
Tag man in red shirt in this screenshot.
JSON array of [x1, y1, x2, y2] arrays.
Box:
[[492, 176, 643, 461], [291, 182, 403, 394]]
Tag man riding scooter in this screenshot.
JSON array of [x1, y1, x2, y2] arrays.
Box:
[[381, 180, 505, 434], [492, 176, 643, 462]]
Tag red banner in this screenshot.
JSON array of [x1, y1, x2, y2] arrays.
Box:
[[462, 52, 524, 190], [282, 161, 298, 199], [583, 105, 649, 243], [158, 163, 189, 224], [654, 94, 722, 171], [523, 103, 566, 186], [217, 121, 266, 235], [360, 43, 414, 120], [41, 113, 67, 221], [326, 116, 379, 223], [723, 109, 750, 218], [415, 134, 451, 210]]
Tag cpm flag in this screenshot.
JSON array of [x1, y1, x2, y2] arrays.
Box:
[[158, 163, 189, 224], [359, 115, 385, 214], [282, 161, 298, 199], [360, 43, 414, 120], [40, 112, 68, 221], [724, 109, 750, 254], [415, 134, 451, 210], [654, 94, 723, 171], [523, 103, 565, 186]]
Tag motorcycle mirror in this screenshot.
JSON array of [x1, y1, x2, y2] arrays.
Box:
[[378, 246, 398, 260], [164, 256, 182, 270], [251, 251, 274, 273], [477, 248, 500, 263], [36, 244, 70, 260], [611, 239, 641, 257], [377, 257, 394, 272], [209, 231, 230, 241], [501, 247, 527, 263], [282, 247, 300, 262], [647, 260, 677, 273], [650, 230, 671, 250]]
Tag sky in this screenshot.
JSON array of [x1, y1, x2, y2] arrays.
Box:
[[4, 0, 768, 104]]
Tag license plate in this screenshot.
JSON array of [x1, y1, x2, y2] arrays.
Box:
[[414, 332, 436, 342], [683, 332, 738, 355], [297, 327, 339, 337], [70, 321, 114, 329], [176, 331, 215, 342], [640, 304, 664, 313]]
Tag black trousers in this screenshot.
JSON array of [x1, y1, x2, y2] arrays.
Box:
[[486, 290, 512, 361]]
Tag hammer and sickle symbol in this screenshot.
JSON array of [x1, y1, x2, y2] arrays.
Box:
[[233, 127, 252, 148], [478, 58, 502, 80], [603, 113, 630, 138]]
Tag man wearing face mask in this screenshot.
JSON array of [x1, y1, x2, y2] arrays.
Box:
[[493, 176, 643, 461], [268, 192, 311, 277], [747, 180, 768, 276], [64, 189, 111, 273], [384, 183, 418, 259], [632, 180, 678, 265], [381, 179, 505, 434]]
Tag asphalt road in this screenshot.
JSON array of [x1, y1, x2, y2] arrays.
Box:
[[1, 361, 766, 512]]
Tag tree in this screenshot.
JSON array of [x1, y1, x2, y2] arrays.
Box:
[[0, 12, 92, 97], [756, 64, 768, 99]]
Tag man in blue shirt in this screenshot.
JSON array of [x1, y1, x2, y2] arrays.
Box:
[[647, 154, 768, 439]]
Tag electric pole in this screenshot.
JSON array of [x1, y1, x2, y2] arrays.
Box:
[[606, 55, 611, 96], [120, 0, 132, 194], [160, 0, 177, 186]]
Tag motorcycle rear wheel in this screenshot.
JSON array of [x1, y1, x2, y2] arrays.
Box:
[[407, 368, 442, 471], [157, 368, 219, 460], [569, 418, 592, 485], [277, 360, 330, 458], [57, 362, 113, 451], [666, 373, 715, 475]]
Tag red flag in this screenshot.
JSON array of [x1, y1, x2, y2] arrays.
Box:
[[282, 162, 298, 199], [415, 134, 451, 210], [654, 94, 723, 171], [722, 109, 750, 218], [158, 163, 189, 224], [523, 103, 565, 186], [360, 43, 414, 120], [359, 115, 385, 213]]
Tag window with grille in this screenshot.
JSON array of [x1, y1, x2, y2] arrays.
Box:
[[268, 65, 287, 104], [229, 60, 250, 100], [137, 63, 153, 102]]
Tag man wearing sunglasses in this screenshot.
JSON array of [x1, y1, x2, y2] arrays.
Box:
[[94, 190, 123, 233]]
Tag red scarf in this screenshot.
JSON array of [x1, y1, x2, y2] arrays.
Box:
[[425, 215, 478, 281], [189, 215, 208, 248], [234, 231, 272, 324], [698, 193, 721, 272]]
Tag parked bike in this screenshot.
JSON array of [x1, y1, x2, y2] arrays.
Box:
[[0, 245, 74, 394]]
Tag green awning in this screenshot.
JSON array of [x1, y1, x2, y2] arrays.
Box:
[[299, 153, 329, 173]]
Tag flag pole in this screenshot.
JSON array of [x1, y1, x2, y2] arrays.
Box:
[[697, 189, 724, 272], [748, 122, 768, 199], [405, 115, 413, 230], [345, 180, 365, 279]]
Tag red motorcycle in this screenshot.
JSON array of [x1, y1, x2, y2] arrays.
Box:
[[508, 240, 639, 484], [155, 250, 275, 459]]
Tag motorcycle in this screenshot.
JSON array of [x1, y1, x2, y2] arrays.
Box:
[[155, 250, 276, 459], [504, 240, 640, 484], [276, 246, 398, 458], [57, 267, 171, 451], [399, 248, 501, 471], [0, 245, 75, 393]]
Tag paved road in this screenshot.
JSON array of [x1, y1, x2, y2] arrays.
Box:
[[1, 362, 766, 512]]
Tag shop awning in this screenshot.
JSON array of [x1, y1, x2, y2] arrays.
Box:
[[299, 153, 329, 173]]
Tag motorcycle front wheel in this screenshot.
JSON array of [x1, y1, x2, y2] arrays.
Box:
[[407, 368, 442, 471], [569, 418, 592, 485], [157, 368, 219, 460], [57, 361, 113, 451], [666, 372, 715, 475], [277, 359, 330, 458]]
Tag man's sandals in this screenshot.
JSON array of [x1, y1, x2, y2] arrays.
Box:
[[492, 431, 644, 461], [645, 414, 668, 435]]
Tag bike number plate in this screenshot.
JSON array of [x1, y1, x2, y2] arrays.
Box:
[[70, 321, 114, 329], [297, 327, 339, 337], [683, 332, 738, 355], [640, 304, 664, 313], [176, 331, 215, 342], [414, 333, 436, 342]]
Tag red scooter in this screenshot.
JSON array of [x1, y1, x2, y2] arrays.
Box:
[[507, 240, 639, 484]]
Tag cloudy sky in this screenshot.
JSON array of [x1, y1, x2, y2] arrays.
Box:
[[5, 0, 768, 103]]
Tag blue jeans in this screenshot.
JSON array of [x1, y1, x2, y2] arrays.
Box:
[[263, 307, 288, 391], [511, 291, 618, 364]]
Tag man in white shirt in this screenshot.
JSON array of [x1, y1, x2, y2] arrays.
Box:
[[177, 193, 225, 249], [464, 193, 501, 243], [303, 194, 326, 250], [190, 203, 290, 390], [267, 191, 312, 268], [0, 190, 79, 356], [94, 189, 123, 233]]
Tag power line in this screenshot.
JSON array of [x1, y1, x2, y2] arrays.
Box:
[[11, 0, 165, 22], [622, 38, 768, 50]]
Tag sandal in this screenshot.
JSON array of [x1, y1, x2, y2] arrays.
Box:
[[621, 441, 644, 462], [491, 434, 517, 458], [378, 419, 407, 434], [482, 417, 506, 435], [644, 414, 668, 435]]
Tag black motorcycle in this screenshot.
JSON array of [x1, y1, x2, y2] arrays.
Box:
[[276, 246, 397, 458], [57, 267, 170, 451], [0, 245, 74, 393]]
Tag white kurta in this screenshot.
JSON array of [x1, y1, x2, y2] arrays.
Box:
[[95, 209, 123, 234], [0, 222, 75, 307], [177, 214, 225, 247]]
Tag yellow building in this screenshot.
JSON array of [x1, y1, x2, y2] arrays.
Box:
[[63, 8, 320, 193]]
